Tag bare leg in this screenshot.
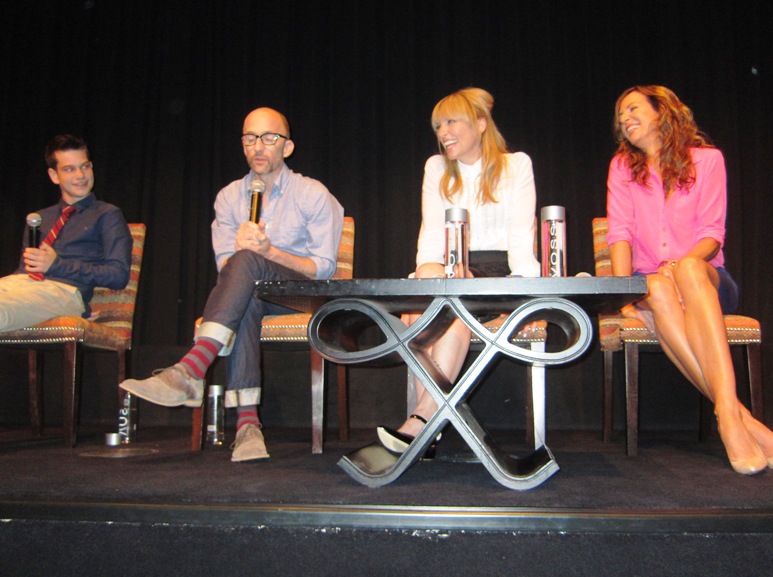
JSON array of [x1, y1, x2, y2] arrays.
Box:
[[396, 263, 471, 437], [636, 274, 710, 397], [638, 259, 767, 474], [400, 321, 471, 437]]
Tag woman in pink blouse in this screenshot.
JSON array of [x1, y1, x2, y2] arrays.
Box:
[[607, 85, 773, 474], [377, 87, 540, 456]]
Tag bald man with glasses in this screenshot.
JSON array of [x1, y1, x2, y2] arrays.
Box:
[[122, 108, 344, 462]]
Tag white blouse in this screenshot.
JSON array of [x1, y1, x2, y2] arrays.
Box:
[[415, 152, 540, 277]]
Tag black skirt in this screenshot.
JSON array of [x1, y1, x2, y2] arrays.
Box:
[[469, 251, 509, 278], [467, 251, 509, 322]]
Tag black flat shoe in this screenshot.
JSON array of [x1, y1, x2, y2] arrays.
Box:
[[376, 414, 439, 460]]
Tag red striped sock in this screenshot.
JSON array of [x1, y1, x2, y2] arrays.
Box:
[[179, 337, 221, 380], [236, 406, 260, 431]]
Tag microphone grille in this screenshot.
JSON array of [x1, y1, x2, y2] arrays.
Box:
[[27, 212, 42, 227], [250, 179, 266, 194]]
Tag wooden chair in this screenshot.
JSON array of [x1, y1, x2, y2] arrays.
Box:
[[191, 216, 355, 453], [0, 223, 147, 446], [592, 217, 763, 456]]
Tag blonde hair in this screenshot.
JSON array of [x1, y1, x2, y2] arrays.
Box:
[[613, 85, 712, 194], [431, 87, 509, 204]]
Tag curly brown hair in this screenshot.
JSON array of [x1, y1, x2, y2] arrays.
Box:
[[613, 85, 713, 194]]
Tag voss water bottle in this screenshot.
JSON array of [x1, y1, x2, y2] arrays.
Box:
[[117, 390, 137, 444], [206, 385, 225, 445], [540, 205, 566, 277], [444, 207, 470, 279]]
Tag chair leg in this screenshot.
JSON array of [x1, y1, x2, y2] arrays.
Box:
[[310, 349, 325, 454], [525, 340, 546, 449], [624, 343, 639, 456], [747, 343, 764, 422], [62, 342, 79, 447], [602, 349, 614, 443], [191, 406, 204, 451], [28, 349, 44, 436], [117, 345, 127, 382], [337, 363, 349, 442], [528, 362, 546, 450], [524, 368, 534, 448]]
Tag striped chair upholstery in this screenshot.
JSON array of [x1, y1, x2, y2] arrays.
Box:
[[592, 217, 763, 456], [191, 216, 355, 453], [0, 223, 146, 446]]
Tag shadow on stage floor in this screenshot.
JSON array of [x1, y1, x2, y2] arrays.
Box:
[[1, 425, 772, 576]]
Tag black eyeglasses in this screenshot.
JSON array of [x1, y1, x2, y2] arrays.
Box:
[[241, 132, 289, 147]]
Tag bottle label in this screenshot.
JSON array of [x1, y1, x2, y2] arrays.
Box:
[[445, 222, 469, 278], [542, 219, 566, 277], [117, 393, 137, 443]]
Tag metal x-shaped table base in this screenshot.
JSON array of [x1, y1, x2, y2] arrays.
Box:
[[309, 295, 594, 490]]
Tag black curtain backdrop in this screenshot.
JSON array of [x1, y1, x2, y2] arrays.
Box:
[[1, 1, 771, 374]]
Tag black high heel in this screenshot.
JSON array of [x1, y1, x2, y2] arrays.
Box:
[[376, 414, 440, 459]]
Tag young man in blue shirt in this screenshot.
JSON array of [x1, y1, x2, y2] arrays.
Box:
[[0, 135, 132, 330]]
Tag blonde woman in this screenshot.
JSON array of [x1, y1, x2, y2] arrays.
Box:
[[377, 88, 540, 455]]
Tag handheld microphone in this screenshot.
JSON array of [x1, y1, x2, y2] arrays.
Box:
[[26, 212, 42, 248], [249, 178, 266, 223]]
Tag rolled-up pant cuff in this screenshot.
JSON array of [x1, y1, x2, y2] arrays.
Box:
[[195, 321, 236, 356], [225, 387, 261, 408]]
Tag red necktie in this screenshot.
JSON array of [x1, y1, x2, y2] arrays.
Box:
[[28, 205, 76, 281]]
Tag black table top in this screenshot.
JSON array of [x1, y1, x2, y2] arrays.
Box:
[[255, 276, 647, 315]]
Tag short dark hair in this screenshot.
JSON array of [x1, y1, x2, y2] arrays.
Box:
[[44, 135, 90, 169]]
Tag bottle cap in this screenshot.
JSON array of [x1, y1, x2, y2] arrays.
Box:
[[445, 207, 469, 223], [540, 205, 565, 221], [105, 433, 121, 446]]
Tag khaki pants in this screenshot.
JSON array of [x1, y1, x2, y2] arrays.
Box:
[[0, 274, 85, 332]]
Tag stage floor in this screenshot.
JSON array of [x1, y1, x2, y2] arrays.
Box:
[[1, 424, 771, 534]]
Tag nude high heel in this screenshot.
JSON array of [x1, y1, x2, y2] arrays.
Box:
[[716, 413, 768, 475]]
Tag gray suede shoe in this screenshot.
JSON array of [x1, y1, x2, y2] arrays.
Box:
[[119, 364, 203, 408], [231, 424, 270, 462]]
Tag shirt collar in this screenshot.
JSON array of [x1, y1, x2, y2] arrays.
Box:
[[458, 157, 482, 174], [272, 164, 290, 196], [59, 193, 95, 212], [247, 165, 290, 198]]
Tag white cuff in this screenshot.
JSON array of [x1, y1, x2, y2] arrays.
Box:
[[225, 387, 261, 408], [195, 321, 235, 356]]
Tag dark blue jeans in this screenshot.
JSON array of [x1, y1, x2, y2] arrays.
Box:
[[715, 267, 739, 314], [202, 249, 306, 394]]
